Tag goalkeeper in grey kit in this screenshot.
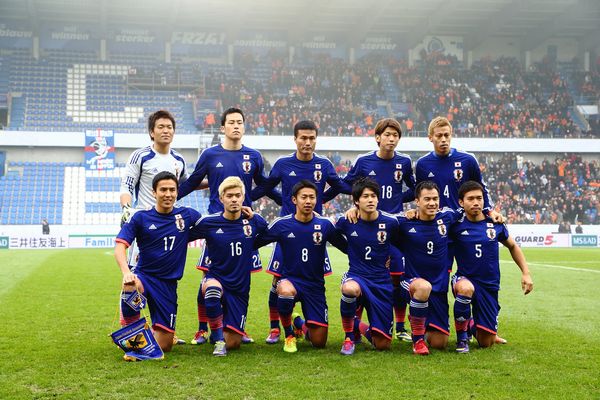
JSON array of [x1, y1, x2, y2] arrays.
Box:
[[119, 109, 188, 344]]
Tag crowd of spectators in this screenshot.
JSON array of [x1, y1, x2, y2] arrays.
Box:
[[482, 153, 598, 225], [252, 152, 599, 226], [199, 51, 597, 138]]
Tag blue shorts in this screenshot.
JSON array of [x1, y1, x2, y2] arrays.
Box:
[[341, 273, 393, 339], [137, 272, 178, 333], [197, 240, 262, 273], [452, 275, 499, 335], [400, 278, 449, 335], [203, 276, 249, 335], [281, 277, 328, 327], [266, 243, 332, 277], [389, 245, 406, 276]]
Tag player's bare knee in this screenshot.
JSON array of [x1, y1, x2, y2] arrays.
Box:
[[455, 279, 474, 297], [277, 280, 296, 297], [309, 327, 328, 348], [476, 331, 495, 348], [372, 335, 392, 351], [410, 279, 431, 300], [341, 281, 361, 297], [426, 331, 448, 350], [202, 278, 222, 293]]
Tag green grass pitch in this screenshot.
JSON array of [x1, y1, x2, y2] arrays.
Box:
[[0, 247, 599, 399]]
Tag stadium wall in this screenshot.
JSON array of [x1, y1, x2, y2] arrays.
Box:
[[0, 224, 598, 250]]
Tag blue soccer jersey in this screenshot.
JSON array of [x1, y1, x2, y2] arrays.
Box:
[[190, 213, 268, 293], [116, 206, 201, 280], [415, 148, 492, 210], [396, 209, 459, 292], [178, 144, 271, 212], [251, 152, 346, 216], [450, 218, 509, 290], [255, 214, 347, 287], [336, 212, 400, 284], [323, 151, 416, 213]]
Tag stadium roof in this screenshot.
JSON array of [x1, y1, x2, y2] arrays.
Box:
[[1, 0, 598, 50]]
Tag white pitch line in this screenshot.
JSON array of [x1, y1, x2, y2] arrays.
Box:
[[500, 260, 600, 273]]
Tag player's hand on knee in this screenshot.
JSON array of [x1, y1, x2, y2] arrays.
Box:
[[121, 204, 133, 227], [521, 273, 533, 295]]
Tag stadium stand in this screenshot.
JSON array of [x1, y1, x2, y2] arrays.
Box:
[[0, 161, 209, 225], [1, 48, 597, 138]]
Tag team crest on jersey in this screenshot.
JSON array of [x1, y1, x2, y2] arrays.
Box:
[[486, 228, 496, 240], [438, 224, 447, 236], [377, 230, 387, 243], [243, 225, 253, 237], [272, 261, 280, 271], [175, 214, 185, 232], [453, 169, 463, 181], [394, 170, 403, 182], [242, 161, 252, 173], [204, 256, 212, 266], [313, 170, 322, 182], [313, 231, 323, 245]]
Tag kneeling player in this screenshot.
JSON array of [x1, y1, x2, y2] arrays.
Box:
[[396, 181, 459, 355], [255, 180, 347, 352], [190, 177, 268, 356], [336, 178, 399, 355], [114, 172, 201, 360], [451, 181, 533, 352]]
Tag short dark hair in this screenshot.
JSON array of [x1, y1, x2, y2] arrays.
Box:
[[291, 179, 318, 198], [374, 118, 402, 139], [152, 171, 178, 191], [458, 181, 484, 200], [293, 120, 318, 137], [221, 107, 245, 126], [415, 180, 439, 198], [352, 177, 380, 204], [148, 110, 176, 140]]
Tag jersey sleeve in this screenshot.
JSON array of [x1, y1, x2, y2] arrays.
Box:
[[414, 157, 426, 183], [178, 149, 209, 199], [325, 219, 348, 253], [498, 223, 509, 242], [250, 158, 281, 201], [468, 154, 493, 210], [253, 219, 280, 249], [120, 150, 142, 198], [189, 215, 208, 241], [401, 158, 416, 203]]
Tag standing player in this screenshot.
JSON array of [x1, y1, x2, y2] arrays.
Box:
[[396, 181, 459, 355], [336, 178, 400, 355], [254, 180, 348, 353], [115, 172, 200, 360], [178, 107, 278, 345], [119, 109, 187, 345], [251, 120, 347, 344], [451, 181, 533, 353], [414, 116, 492, 210], [323, 117, 416, 341], [415, 116, 506, 343], [189, 177, 268, 356]]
